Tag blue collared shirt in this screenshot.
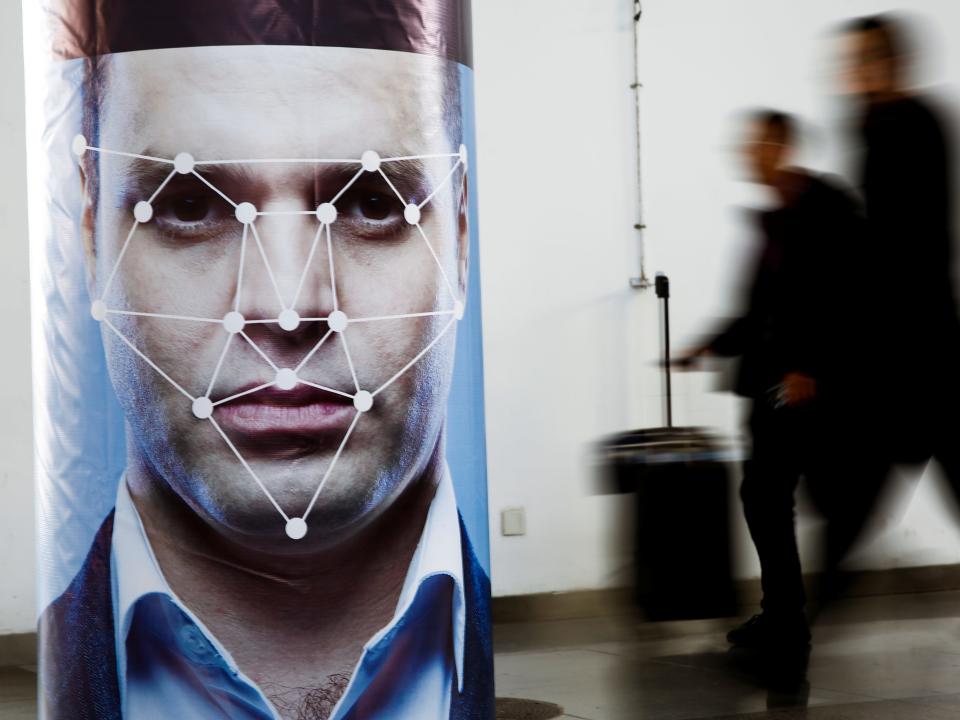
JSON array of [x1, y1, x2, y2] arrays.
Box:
[[110, 473, 466, 719]]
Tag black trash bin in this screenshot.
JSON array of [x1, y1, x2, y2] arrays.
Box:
[[598, 273, 738, 621], [601, 426, 738, 621]]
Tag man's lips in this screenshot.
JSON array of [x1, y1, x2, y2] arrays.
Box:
[[214, 382, 355, 439]]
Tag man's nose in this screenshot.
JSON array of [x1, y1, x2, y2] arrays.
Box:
[[237, 212, 337, 345]]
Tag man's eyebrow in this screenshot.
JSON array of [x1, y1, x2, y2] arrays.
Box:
[[117, 158, 178, 202], [376, 159, 430, 202], [113, 158, 255, 207], [379, 158, 426, 180], [117, 156, 431, 205]]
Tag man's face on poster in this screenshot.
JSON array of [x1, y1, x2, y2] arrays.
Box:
[[84, 46, 467, 550]]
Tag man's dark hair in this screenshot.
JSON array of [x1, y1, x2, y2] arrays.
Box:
[[844, 14, 908, 61], [752, 109, 796, 146], [79, 56, 109, 218]]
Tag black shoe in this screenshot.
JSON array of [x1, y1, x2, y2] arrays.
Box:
[[727, 614, 766, 647], [727, 613, 811, 649]]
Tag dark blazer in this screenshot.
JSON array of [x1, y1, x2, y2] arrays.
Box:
[[862, 94, 956, 330], [859, 95, 960, 457], [707, 173, 863, 403], [40, 512, 494, 720]]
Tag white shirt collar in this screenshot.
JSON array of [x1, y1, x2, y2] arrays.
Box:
[[111, 467, 466, 710]]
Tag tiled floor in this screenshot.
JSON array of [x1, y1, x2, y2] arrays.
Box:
[[4, 591, 960, 718], [495, 590, 960, 719], [0, 665, 35, 720]]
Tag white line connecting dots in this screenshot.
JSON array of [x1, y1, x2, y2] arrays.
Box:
[[75, 134, 468, 540]]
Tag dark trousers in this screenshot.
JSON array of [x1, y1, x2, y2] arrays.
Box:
[[812, 392, 960, 605], [741, 400, 816, 616]]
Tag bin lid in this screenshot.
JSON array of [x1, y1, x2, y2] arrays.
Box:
[[598, 426, 742, 464]]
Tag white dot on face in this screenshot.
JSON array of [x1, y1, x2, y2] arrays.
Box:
[[403, 204, 421, 225], [454, 300, 465, 320], [275, 368, 298, 391], [133, 201, 153, 223], [459, 143, 468, 166], [235, 202, 257, 224], [278, 309, 300, 332], [191, 396, 213, 420], [285, 517, 308, 540], [361, 150, 381, 172], [90, 299, 106, 322], [72, 134, 88, 158], [316, 203, 337, 224], [353, 390, 374, 413], [327, 310, 348, 333], [173, 152, 195, 174], [222, 311, 245, 334]]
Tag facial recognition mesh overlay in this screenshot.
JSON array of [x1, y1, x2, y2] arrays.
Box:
[[29, 7, 492, 714], [75, 138, 469, 540]]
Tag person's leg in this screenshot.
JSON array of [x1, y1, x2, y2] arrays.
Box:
[[810, 457, 887, 613], [743, 406, 806, 615], [730, 404, 808, 647], [805, 394, 890, 617]]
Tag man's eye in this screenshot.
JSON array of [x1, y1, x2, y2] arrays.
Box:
[[151, 190, 230, 236], [356, 191, 396, 221], [336, 186, 406, 239], [168, 195, 212, 223]]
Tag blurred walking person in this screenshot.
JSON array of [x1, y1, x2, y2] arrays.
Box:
[[818, 14, 960, 602], [681, 110, 861, 656]]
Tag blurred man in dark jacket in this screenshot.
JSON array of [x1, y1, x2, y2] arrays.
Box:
[[816, 14, 960, 603], [683, 110, 862, 652]]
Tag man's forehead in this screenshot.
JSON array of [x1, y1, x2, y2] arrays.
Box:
[[101, 45, 448, 158], [848, 30, 883, 55]]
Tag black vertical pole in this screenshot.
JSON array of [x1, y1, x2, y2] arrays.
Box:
[[655, 273, 672, 428]]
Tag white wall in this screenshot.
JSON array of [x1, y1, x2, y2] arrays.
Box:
[[475, 0, 960, 598], [0, 0, 35, 635], [472, 0, 657, 597]]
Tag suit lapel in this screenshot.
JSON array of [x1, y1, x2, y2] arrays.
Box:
[[40, 511, 121, 720], [40, 510, 495, 720], [449, 515, 494, 720]]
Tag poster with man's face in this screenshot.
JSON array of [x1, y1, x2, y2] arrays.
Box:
[[30, 3, 491, 719]]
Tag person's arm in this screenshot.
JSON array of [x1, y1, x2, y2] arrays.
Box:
[[777, 183, 865, 406], [677, 213, 765, 367], [672, 316, 748, 369], [706, 316, 751, 357]]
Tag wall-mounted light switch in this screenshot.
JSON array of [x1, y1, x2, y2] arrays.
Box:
[[501, 507, 526, 536]]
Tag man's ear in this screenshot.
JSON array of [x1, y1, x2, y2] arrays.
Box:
[[79, 163, 98, 298], [456, 171, 469, 301]]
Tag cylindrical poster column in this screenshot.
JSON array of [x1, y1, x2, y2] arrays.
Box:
[[26, 3, 492, 718]]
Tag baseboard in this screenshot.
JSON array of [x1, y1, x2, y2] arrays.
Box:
[[492, 563, 960, 623], [0, 632, 36, 668], [4, 563, 960, 667], [492, 587, 636, 624]]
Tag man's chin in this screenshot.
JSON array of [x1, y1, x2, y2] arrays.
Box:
[[190, 489, 375, 549]]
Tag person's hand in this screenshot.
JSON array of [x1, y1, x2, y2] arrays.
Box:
[[779, 372, 816, 407], [671, 346, 712, 370]]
